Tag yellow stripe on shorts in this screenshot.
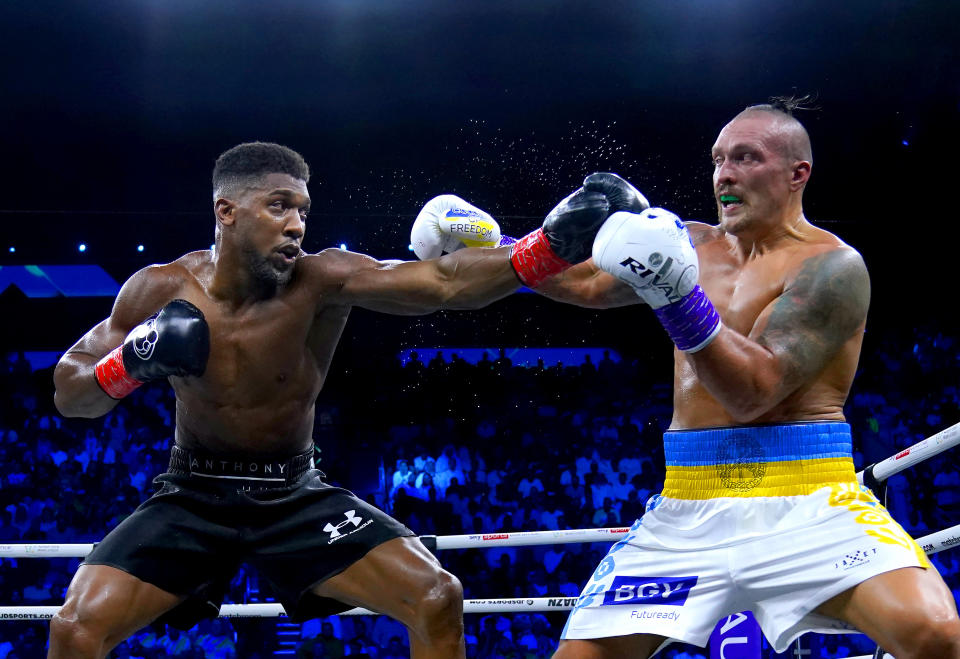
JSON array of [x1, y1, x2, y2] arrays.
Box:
[[662, 456, 857, 499]]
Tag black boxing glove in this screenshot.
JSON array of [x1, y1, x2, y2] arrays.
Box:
[[583, 172, 650, 214], [508, 184, 611, 287], [95, 299, 210, 399]]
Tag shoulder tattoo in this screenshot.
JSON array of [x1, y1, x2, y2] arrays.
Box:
[[758, 248, 870, 382]]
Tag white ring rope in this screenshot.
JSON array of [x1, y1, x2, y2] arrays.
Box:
[[0, 524, 956, 620], [0, 597, 583, 621], [857, 421, 960, 483], [0, 528, 634, 559], [4, 421, 957, 559]]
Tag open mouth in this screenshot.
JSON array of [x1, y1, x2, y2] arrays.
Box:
[[275, 244, 301, 265], [719, 194, 743, 209]]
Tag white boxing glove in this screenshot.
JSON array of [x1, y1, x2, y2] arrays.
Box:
[[410, 195, 502, 260], [593, 208, 721, 352], [592, 208, 699, 308]]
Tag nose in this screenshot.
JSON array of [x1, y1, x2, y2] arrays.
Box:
[[283, 212, 305, 240], [715, 160, 736, 187]]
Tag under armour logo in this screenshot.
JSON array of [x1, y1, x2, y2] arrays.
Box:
[[131, 320, 159, 360], [324, 510, 362, 538]]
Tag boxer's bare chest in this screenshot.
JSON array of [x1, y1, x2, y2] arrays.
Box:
[[171, 266, 333, 407], [698, 246, 792, 336]]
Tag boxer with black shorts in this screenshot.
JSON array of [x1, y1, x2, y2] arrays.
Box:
[[50, 142, 628, 658]]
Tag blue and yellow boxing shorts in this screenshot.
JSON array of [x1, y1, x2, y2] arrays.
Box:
[[562, 422, 931, 653]]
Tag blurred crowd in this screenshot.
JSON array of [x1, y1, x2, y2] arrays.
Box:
[[0, 324, 957, 658]]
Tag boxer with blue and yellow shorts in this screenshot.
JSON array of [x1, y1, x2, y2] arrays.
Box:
[[561, 422, 931, 653]]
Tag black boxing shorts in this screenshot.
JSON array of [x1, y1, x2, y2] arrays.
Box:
[[83, 445, 415, 628]]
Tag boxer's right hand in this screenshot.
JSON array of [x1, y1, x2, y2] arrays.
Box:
[[410, 195, 503, 260], [583, 172, 650, 215], [593, 208, 722, 352], [592, 208, 700, 308], [95, 299, 211, 399], [508, 172, 647, 287]]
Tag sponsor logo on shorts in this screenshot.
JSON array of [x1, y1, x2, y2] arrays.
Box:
[[834, 547, 878, 570], [323, 510, 373, 544], [601, 576, 698, 607], [482, 533, 509, 541], [629, 609, 682, 622]]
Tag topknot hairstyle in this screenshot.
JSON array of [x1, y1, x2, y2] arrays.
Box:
[[744, 93, 819, 117]]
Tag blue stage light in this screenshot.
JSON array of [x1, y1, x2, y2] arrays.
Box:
[[339, 243, 347, 250], [137, 244, 144, 252], [78, 243, 87, 252]]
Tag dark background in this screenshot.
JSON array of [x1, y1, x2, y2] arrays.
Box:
[[1, 0, 958, 357]]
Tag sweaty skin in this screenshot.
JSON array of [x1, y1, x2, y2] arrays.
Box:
[[538, 112, 960, 659], [50, 172, 519, 659], [55, 175, 519, 456], [536, 113, 868, 430], [672, 221, 866, 428], [536, 219, 866, 429]]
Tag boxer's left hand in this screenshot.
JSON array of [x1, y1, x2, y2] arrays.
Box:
[[410, 195, 503, 260]]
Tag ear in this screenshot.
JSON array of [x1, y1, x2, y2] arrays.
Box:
[[214, 198, 236, 226], [790, 160, 811, 191]]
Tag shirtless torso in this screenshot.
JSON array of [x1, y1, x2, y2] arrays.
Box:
[[674, 220, 863, 429], [541, 106, 959, 659], [49, 149, 523, 659]]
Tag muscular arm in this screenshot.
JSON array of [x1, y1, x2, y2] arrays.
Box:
[[532, 259, 642, 309], [687, 248, 870, 422], [53, 266, 182, 418], [325, 246, 521, 314]]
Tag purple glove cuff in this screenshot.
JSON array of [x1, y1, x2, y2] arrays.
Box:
[[652, 285, 722, 353]]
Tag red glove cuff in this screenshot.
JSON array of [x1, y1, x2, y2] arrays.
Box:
[[95, 345, 143, 400], [508, 228, 571, 287]]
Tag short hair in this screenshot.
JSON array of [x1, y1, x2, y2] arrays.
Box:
[[212, 142, 310, 199], [736, 94, 815, 164]]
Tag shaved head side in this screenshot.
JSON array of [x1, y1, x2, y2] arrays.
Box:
[[736, 95, 814, 165]]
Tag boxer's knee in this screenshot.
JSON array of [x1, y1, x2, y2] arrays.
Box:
[[893, 614, 960, 659], [48, 598, 109, 658], [408, 567, 464, 647]]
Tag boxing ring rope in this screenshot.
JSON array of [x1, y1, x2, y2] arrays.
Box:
[[858, 421, 960, 485], [0, 598, 585, 621], [1, 422, 957, 622], [0, 522, 957, 620]]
